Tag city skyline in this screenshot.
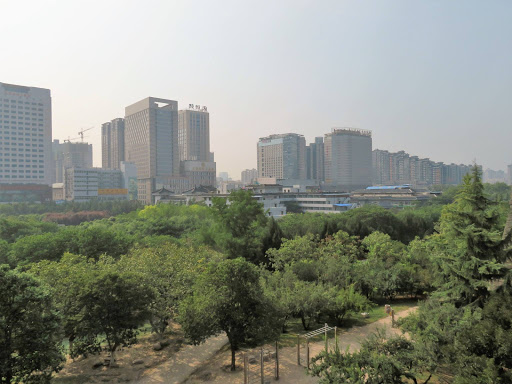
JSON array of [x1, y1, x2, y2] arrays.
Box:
[[1, 1, 511, 176]]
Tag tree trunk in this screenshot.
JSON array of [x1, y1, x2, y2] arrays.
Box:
[[230, 345, 236, 371], [6, 369, 12, 384], [300, 313, 308, 330], [68, 335, 75, 356]]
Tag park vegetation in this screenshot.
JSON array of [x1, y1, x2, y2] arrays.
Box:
[[0, 169, 511, 382]]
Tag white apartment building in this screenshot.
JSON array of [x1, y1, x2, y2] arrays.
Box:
[[63, 167, 127, 202], [0, 82, 53, 185]]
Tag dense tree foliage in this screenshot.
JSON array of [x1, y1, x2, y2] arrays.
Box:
[[311, 166, 512, 383], [0, 266, 63, 384], [78, 270, 153, 363], [118, 244, 220, 337], [211, 190, 268, 263], [311, 333, 435, 384], [1, 175, 510, 380], [0, 200, 142, 216], [432, 167, 510, 306]]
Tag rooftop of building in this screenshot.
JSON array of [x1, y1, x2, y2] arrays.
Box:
[[0, 82, 51, 93], [258, 133, 305, 141], [328, 127, 372, 137]]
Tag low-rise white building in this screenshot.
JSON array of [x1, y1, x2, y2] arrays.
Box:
[[64, 167, 128, 202]]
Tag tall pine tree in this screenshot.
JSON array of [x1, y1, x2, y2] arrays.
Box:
[[433, 165, 510, 306]]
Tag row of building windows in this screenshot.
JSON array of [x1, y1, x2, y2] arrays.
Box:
[[0, 149, 44, 152], [0, 153, 44, 157], [1, 119, 44, 122], [1, 100, 44, 106], [1, 127, 44, 131]]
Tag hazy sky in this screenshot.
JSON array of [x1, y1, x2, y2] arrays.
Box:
[[1, 0, 511, 178]]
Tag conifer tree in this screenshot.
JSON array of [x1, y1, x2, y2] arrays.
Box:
[[434, 164, 510, 306]]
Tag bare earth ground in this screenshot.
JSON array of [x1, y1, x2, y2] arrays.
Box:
[[52, 307, 417, 384], [53, 324, 187, 384], [184, 307, 418, 384]]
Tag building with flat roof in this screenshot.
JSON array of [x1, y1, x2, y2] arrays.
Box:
[[102, 118, 125, 170], [63, 167, 127, 202], [124, 97, 179, 204], [0, 82, 53, 186], [372, 148, 472, 187], [351, 185, 437, 209], [324, 128, 372, 190], [257, 133, 306, 180]]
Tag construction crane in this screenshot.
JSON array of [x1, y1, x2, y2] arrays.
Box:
[[64, 136, 80, 143], [78, 127, 93, 142]]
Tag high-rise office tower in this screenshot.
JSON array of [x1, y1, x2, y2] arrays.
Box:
[[52, 140, 93, 183], [324, 128, 372, 190], [0, 82, 53, 185], [306, 137, 324, 182], [124, 97, 179, 204], [257, 133, 306, 180], [178, 108, 210, 161], [177, 106, 216, 189], [101, 118, 125, 170]]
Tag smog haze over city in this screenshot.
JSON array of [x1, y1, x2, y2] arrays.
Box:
[[1, 0, 511, 177]]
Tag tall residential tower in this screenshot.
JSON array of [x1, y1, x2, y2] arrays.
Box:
[[101, 117, 125, 170], [324, 128, 372, 190], [0, 82, 53, 186]]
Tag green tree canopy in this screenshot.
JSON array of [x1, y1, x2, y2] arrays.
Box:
[[211, 190, 268, 263], [0, 265, 64, 384], [433, 165, 510, 306], [179, 258, 279, 370], [78, 269, 153, 363], [118, 244, 220, 337]]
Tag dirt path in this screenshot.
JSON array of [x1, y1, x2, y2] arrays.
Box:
[[305, 306, 417, 358], [183, 306, 418, 384], [134, 334, 228, 384]]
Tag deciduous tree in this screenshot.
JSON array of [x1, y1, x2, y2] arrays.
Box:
[[0, 266, 63, 384], [179, 258, 279, 371]]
